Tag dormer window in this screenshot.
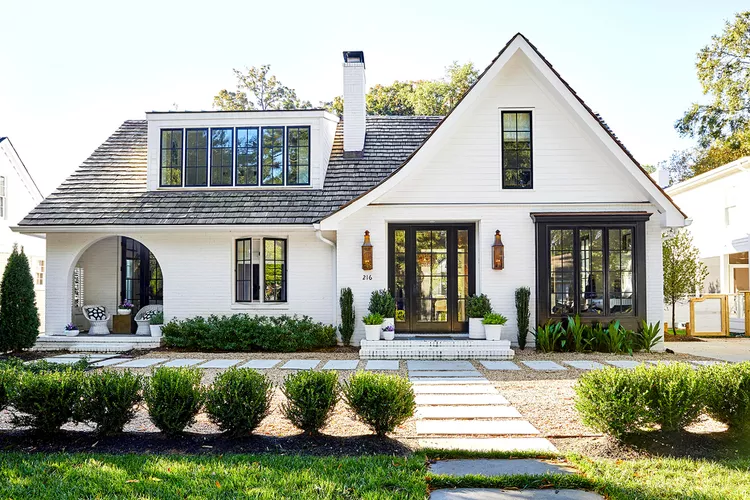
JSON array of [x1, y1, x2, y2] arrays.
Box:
[[236, 128, 259, 186], [287, 126, 310, 185], [262, 127, 285, 186], [160, 129, 183, 187], [185, 129, 208, 187], [211, 128, 233, 186]]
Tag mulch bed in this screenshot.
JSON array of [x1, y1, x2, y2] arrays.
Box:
[[664, 334, 704, 342]]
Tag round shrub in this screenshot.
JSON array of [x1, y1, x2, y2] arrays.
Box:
[[574, 367, 650, 437], [79, 370, 144, 435], [641, 362, 704, 432], [282, 370, 338, 434], [0, 367, 18, 410], [206, 367, 273, 436], [145, 367, 204, 436], [342, 372, 415, 436], [9, 369, 83, 434], [702, 362, 750, 434]]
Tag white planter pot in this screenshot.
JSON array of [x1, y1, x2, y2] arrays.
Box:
[[63, 329, 79, 337], [150, 324, 163, 338], [381, 318, 394, 339], [382, 330, 395, 341], [468, 318, 485, 339], [364, 324, 381, 341], [484, 324, 503, 341], [117, 309, 131, 315]]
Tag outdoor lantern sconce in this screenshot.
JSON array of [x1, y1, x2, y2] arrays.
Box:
[[362, 230, 373, 271], [492, 230, 505, 270]]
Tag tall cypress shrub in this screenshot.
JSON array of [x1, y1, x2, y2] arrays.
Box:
[[0, 245, 40, 352], [515, 287, 530, 350], [339, 288, 355, 346]]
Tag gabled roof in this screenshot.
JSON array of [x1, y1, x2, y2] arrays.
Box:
[[17, 116, 441, 227], [320, 33, 687, 228], [0, 137, 44, 201], [666, 156, 750, 196]]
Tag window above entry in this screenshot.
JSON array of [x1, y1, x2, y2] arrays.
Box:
[[159, 125, 311, 188], [501, 111, 533, 189]]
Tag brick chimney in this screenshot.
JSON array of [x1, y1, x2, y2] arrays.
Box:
[[343, 51, 366, 157]]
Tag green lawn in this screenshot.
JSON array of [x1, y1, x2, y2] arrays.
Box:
[[2, 452, 750, 499]]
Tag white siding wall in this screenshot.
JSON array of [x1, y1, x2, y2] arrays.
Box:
[[44, 229, 335, 335]]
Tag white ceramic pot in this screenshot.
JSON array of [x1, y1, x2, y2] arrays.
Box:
[[364, 324, 381, 341], [484, 324, 503, 341], [382, 330, 395, 341], [63, 329, 80, 337], [468, 318, 485, 339], [381, 317, 395, 330], [117, 309, 131, 315], [150, 324, 163, 338]]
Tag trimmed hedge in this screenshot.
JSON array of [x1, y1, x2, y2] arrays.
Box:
[[162, 314, 337, 352], [9, 369, 84, 434], [79, 370, 144, 435], [145, 367, 204, 436], [703, 362, 750, 434], [282, 370, 338, 434], [342, 372, 415, 436], [206, 367, 273, 436]]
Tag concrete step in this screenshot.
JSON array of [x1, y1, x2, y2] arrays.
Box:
[[410, 378, 490, 385], [409, 370, 482, 378], [416, 394, 509, 406], [429, 458, 576, 477], [416, 406, 522, 419], [68, 343, 136, 353], [413, 385, 499, 394], [419, 437, 557, 452], [417, 419, 539, 435]]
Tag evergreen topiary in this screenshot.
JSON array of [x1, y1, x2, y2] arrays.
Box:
[[0, 245, 40, 352], [339, 288, 355, 346]]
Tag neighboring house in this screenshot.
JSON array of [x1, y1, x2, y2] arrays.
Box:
[[14, 34, 686, 352], [0, 137, 45, 330], [665, 157, 750, 333]]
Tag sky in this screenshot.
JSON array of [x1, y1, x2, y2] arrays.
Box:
[[0, 0, 746, 195]]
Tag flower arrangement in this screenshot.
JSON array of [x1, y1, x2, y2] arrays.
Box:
[[119, 300, 134, 310], [64, 323, 77, 331], [382, 324, 395, 332]]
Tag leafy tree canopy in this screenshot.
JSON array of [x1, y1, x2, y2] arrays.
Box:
[[214, 65, 312, 111], [662, 230, 708, 335]]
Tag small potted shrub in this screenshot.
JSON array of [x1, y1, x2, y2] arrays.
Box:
[[482, 312, 508, 341], [467, 294, 492, 339], [149, 311, 164, 338], [382, 324, 395, 341], [63, 323, 79, 337], [117, 300, 134, 315], [368, 289, 396, 331], [363, 313, 384, 341]]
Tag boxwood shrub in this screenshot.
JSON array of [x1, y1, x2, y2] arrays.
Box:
[[78, 370, 144, 435], [162, 314, 337, 352], [642, 362, 704, 432], [702, 362, 750, 434], [205, 367, 273, 436], [342, 372, 415, 436], [9, 369, 84, 434], [282, 370, 338, 434], [145, 367, 204, 436]]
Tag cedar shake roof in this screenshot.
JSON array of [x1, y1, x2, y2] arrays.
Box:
[[18, 116, 442, 226]]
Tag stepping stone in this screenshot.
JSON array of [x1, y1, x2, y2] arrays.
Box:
[[419, 437, 557, 452], [413, 385, 499, 394], [563, 360, 605, 370], [430, 489, 603, 499], [409, 370, 481, 378], [415, 394, 509, 406], [408, 361, 474, 371], [417, 419, 539, 435], [51, 353, 117, 360], [646, 360, 678, 365], [521, 361, 566, 371], [239, 359, 281, 370], [365, 360, 399, 371], [40, 357, 86, 365], [280, 359, 320, 370], [429, 458, 576, 477], [690, 360, 724, 367], [417, 406, 521, 419], [606, 360, 644, 369], [410, 378, 490, 385], [91, 358, 129, 367], [117, 358, 168, 368], [162, 359, 205, 368], [198, 359, 242, 369], [480, 361, 520, 371], [322, 360, 359, 370]]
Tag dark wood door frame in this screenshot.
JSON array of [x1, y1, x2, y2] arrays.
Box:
[[120, 237, 163, 332], [388, 223, 476, 333]]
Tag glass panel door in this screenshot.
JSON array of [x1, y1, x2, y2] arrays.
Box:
[[416, 230, 449, 325]]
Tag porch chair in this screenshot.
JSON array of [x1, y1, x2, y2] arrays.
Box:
[[83, 305, 111, 336], [135, 304, 163, 336]]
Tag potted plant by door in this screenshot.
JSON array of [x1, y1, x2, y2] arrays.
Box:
[[382, 323, 395, 341], [63, 323, 79, 337], [482, 312, 508, 341], [149, 311, 164, 338], [363, 313, 384, 341], [369, 289, 396, 332], [467, 294, 492, 339], [117, 300, 134, 315]]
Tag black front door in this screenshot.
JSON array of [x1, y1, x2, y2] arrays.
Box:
[[121, 237, 163, 332], [389, 224, 475, 333]]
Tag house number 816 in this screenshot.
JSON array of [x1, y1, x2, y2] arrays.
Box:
[[362, 274, 373, 280]]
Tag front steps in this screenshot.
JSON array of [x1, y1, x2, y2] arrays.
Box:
[[33, 334, 162, 352], [360, 339, 514, 360]]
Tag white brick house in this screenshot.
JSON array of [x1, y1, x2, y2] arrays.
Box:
[[14, 34, 686, 353]]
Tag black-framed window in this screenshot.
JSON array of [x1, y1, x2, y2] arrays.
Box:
[[211, 128, 233, 186], [261, 127, 284, 185], [502, 111, 532, 189], [236, 127, 259, 186], [160, 129, 183, 186], [185, 129, 208, 187], [286, 126, 310, 185], [263, 238, 287, 302], [236, 238, 253, 302]]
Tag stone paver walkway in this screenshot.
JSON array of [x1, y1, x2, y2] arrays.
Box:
[[199, 359, 241, 369], [521, 361, 566, 371], [322, 360, 359, 370], [669, 338, 750, 363], [365, 360, 400, 370], [162, 359, 205, 368], [239, 359, 281, 369], [605, 360, 644, 369], [480, 361, 521, 370], [430, 458, 575, 476], [280, 360, 320, 370], [116, 358, 168, 368], [563, 360, 605, 370]]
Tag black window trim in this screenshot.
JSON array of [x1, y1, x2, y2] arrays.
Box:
[[235, 126, 260, 187], [286, 125, 311, 186], [159, 128, 184, 188], [210, 127, 234, 187], [235, 237, 254, 303], [263, 237, 287, 303], [184, 128, 208, 187], [501, 110, 533, 190], [261, 126, 286, 186]]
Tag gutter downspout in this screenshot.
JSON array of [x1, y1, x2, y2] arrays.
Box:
[[314, 225, 338, 328]]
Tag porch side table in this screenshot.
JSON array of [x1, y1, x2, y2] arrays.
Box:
[[112, 314, 132, 334]]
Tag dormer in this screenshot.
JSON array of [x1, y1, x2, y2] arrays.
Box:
[[145, 110, 339, 191]]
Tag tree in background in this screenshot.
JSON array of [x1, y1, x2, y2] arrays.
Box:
[[0, 245, 40, 352], [214, 65, 312, 111], [663, 230, 708, 335]]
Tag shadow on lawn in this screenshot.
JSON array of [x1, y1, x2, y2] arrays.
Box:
[[0, 429, 414, 457]]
